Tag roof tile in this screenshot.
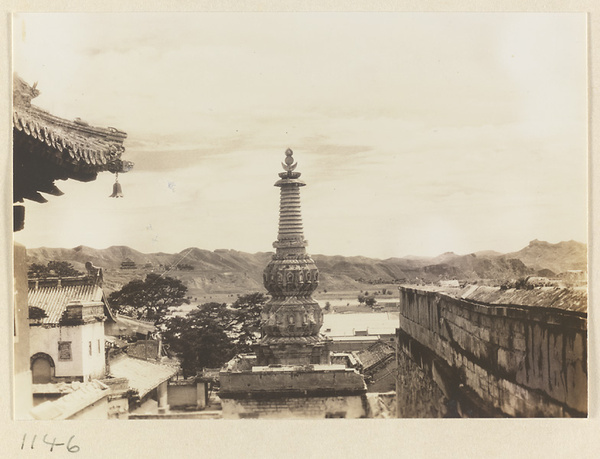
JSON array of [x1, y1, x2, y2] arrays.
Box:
[[13, 75, 132, 174], [356, 341, 395, 371], [28, 281, 104, 324], [109, 355, 178, 398], [30, 380, 110, 420]]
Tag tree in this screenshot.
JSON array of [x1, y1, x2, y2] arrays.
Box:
[[161, 293, 266, 377], [358, 294, 366, 304], [365, 296, 377, 307], [515, 277, 533, 290], [28, 263, 48, 278], [28, 261, 83, 278], [28, 306, 47, 320], [107, 273, 189, 324], [48, 261, 83, 277], [161, 308, 235, 377], [229, 293, 266, 352], [324, 301, 331, 312]]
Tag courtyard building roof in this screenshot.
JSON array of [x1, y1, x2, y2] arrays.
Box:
[[30, 380, 110, 420], [355, 341, 395, 372], [108, 355, 178, 399]]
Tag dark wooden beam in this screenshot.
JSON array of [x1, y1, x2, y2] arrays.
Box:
[[13, 205, 24, 232]]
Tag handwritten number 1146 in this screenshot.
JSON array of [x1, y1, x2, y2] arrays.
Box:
[[21, 434, 79, 453]]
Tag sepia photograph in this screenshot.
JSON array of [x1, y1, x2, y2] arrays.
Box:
[[6, 6, 595, 454]]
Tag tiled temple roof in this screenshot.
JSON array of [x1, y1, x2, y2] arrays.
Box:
[[13, 74, 133, 207], [13, 75, 131, 173], [13, 105, 129, 170], [28, 277, 104, 325]]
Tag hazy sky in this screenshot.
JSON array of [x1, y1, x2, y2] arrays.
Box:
[[12, 12, 587, 258]]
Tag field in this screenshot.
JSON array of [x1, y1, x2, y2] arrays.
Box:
[[314, 287, 399, 314], [169, 288, 400, 316]]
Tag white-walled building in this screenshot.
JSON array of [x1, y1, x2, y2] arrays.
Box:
[[28, 271, 107, 383]]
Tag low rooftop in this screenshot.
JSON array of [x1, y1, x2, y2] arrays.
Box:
[[355, 341, 395, 371], [108, 355, 178, 399], [30, 380, 110, 420]]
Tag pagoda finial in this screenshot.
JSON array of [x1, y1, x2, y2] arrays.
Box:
[[279, 148, 302, 179], [281, 148, 297, 172]]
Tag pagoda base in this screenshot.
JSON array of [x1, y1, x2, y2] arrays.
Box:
[[255, 334, 332, 366], [219, 354, 367, 419]]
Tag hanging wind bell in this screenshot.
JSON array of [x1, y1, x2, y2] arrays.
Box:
[[109, 172, 124, 198]]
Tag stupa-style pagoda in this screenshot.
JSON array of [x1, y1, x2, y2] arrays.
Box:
[[220, 149, 366, 419], [257, 148, 331, 365]]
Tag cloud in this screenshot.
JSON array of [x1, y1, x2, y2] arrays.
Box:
[[13, 12, 587, 258]]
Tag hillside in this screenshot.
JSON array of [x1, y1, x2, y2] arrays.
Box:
[[502, 239, 587, 274], [25, 240, 587, 296]]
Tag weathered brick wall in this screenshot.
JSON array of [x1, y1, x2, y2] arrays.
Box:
[[167, 382, 198, 409], [221, 395, 365, 419], [365, 358, 397, 393], [398, 287, 587, 417], [365, 392, 397, 418], [396, 345, 450, 418], [127, 340, 159, 360], [220, 367, 366, 394], [220, 365, 367, 419]]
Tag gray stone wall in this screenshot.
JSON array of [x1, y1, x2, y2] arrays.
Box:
[[397, 287, 587, 417]]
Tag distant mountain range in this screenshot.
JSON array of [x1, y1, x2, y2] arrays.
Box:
[[25, 240, 587, 296]]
